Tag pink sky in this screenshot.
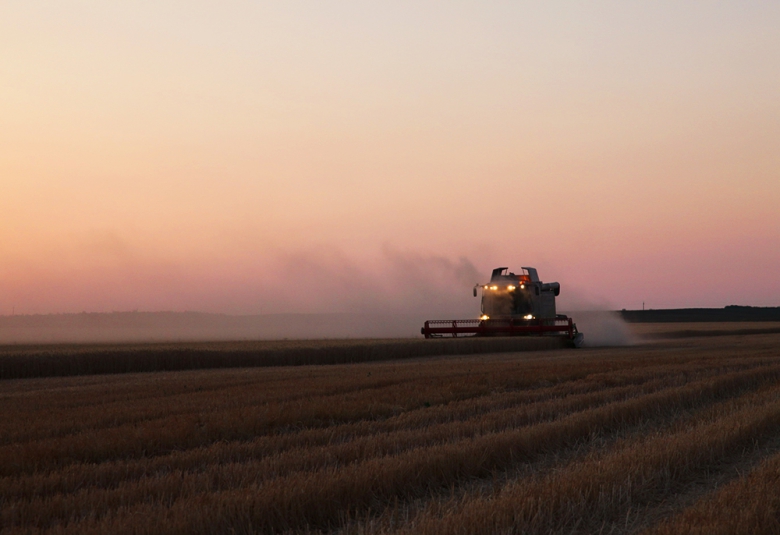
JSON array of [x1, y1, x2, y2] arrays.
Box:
[[2, 2, 779, 315]]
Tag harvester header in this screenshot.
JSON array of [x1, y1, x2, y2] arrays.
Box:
[[421, 266, 584, 347]]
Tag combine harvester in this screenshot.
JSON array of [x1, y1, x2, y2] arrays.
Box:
[[421, 267, 585, 347]]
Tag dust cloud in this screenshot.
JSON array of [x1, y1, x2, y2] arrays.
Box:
[[268, 245, 481, 316], [0, 248, 486, 343], [558, 288, 637, 347], [566, 311, 637, 347]]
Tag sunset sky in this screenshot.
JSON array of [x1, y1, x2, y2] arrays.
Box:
[[2, 1, 779, 316]]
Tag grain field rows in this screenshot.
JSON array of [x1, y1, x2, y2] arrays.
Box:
[[1, 331, 779, 534]]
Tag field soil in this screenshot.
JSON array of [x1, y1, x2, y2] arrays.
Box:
[[2, 325, 780, 534]]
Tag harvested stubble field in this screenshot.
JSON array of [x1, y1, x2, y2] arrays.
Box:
[[2, 326, 780, 534]]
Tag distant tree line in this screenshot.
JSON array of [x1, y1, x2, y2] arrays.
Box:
[[620, 306, 780, 323]]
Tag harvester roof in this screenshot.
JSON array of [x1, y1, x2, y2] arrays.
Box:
[[490, 266, 539, 283]]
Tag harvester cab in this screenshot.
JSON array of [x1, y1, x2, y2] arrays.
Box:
[[476, 267, 560, 321], [422, 266, 584, 347]]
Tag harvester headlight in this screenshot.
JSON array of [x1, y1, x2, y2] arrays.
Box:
[[507, 285, 516, 291], [490, 285, 498, 290], [480, 314, 489, 320], [523, 314, 534, 320], [520, 284, 525, 289]]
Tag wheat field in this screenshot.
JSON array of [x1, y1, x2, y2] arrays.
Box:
[[2, 328, 780, 533]]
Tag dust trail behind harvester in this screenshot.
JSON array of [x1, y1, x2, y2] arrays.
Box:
[[562, 310, 637, 347], [556, 284, 638, 347], [0, 248, 481, 344]]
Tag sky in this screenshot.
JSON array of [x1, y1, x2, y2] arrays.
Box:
[[2, 1, 779, 316]]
